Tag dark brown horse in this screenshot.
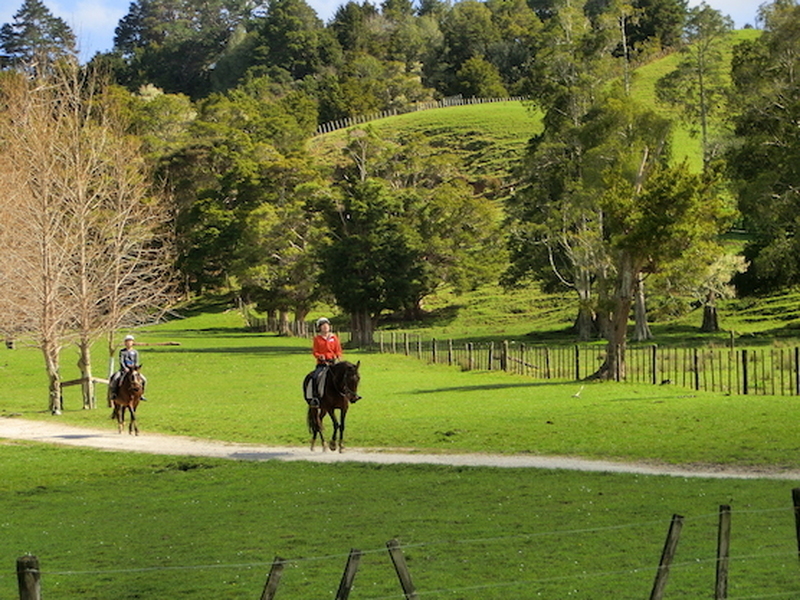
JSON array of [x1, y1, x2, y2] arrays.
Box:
[[307, 360, 361, 452], [110, 366, 144, 435]]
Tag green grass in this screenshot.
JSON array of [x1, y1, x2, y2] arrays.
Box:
[[3, 306, 800, 599], [308, 100, 542, 182], [0, 443, 798, 600], [5, 304, 800, 467]]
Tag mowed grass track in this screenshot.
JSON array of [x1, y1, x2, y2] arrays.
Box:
[[2, 309, 800, 599]]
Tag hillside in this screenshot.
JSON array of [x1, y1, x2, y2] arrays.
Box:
[[309, 29, 761, 179]]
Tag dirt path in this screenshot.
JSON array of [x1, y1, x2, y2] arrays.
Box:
[[2, 416, 799, 480]]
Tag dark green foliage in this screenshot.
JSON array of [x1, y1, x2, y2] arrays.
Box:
[[727, 2, 800, 294], [112, 0, 257, 98], [0, 0, 76, 70]]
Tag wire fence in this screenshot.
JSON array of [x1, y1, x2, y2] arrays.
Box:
[[9, 505, 800, 599]]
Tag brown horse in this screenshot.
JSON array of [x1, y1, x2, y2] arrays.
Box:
[[307, 360, 361, 452], [110, 366, 144, 435]]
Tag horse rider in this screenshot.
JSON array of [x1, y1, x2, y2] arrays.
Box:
[[305, 317, 342, 407], [109, 334, 148, 401]]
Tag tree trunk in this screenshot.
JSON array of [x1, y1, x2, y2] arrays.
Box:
[[42, 341, 62, 415], [349, 310, 374, 347], [573, 306, 597, 341], [77, 337, 95, 409], [278, 310, 291, 336], [591, 255, 636, 380], [701, 290, 719, 332], [633, 273, 652, 342]]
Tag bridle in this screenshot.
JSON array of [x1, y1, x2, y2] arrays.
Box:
[[331, 363, 359, 400]]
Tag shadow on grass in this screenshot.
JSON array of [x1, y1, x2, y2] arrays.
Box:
[[410, 381, 576, 394], [146, 345, 308, 356]]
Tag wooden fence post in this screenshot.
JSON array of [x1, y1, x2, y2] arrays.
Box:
[[742, 349, 749, 395], [649, 514, 684, 600], [651, 345, 658, 385], [335, 549, 362, 600], [693, 349, 700, 391], [502, 341, 509, 371], [386, 539, 418, 600], [17, 555, 41, 600], [467, 342, 474, 371], [574, 345, 580, 380], [431, 339, 437, 364], [259, 557, 286, 600], [488, 342, 494, 370], [795, 348, 799, 395], [715, 505, 731, 600], [792, 488, 800, 559]]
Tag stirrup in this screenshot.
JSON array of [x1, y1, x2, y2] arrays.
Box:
[[309, 398, 319, 407]]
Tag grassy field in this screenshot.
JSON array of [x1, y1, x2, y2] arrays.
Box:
[[2, 304, 800, 598]]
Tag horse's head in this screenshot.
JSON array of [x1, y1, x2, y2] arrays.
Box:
[[335, 360, 361, 401], [122, 365, 144, 395]]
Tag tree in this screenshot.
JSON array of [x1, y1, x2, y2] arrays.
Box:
[[656, 2, 733, 165], [455, 56, 509, 97], [0, 67, 176, 412], [315, 128, 504, 341], [113, 0, 259, 98], [726, 1, 800, 294], [250, 0, 331, 80], [0, 0, 77, 71]]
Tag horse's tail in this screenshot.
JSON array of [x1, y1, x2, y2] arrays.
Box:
[[307, 405, 319, 434]]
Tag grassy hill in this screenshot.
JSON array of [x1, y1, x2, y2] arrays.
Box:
[[308, 29, 761, 179]]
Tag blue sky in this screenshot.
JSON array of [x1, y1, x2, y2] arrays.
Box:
[[0, 0, 767, 63]]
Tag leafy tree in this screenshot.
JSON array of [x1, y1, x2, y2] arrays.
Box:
[[0, 0, 77, 71], [455, 56, 509, 97], [113, 0, 258, 98], [726, 0, 800, 294], [656, 2, 733, 165], [164, 75, 318, 292], [626, 0, 687, 52], [250, 0, 333, 80], [438, 0, 502, 93], [315, 128, 504, 341]]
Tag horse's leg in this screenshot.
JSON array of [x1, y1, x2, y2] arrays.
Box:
[[117, 405, 124, 434], [328, 410, 340, 452], [338, 407, 347, 453], [129, 406, 138, 436], [309, 407, 324, 451]]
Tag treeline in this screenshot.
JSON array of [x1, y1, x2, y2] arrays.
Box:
[[0, 0, 799, 394]]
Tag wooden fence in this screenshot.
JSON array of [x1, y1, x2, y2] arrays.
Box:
[[373, 332, 800, 396], [244, 313, 800, 396]]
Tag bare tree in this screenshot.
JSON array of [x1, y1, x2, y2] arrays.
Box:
[[0, 66, 176, 412]]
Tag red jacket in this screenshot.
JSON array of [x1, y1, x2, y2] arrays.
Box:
[[313, 333, 342, 364]]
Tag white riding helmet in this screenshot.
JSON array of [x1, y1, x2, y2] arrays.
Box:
[[124, 335, 135, 341], [316, 317, 330, 329]]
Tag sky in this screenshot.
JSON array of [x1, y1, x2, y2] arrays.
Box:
[[0, 0, 767, 63]]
